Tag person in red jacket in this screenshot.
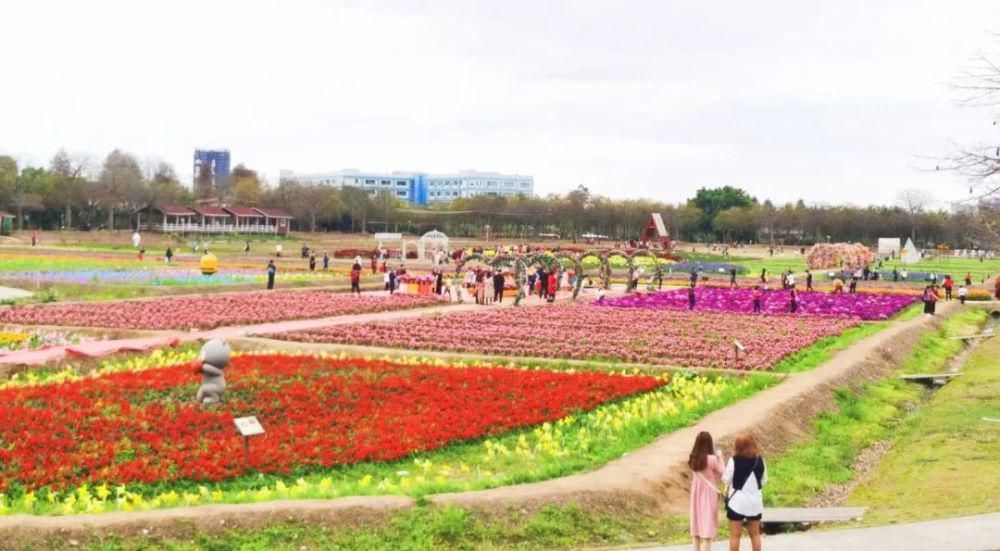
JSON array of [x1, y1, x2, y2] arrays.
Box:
[[547, 271, 558, 303], [350, 263, 362, 296], [942, 275, 954, 301]]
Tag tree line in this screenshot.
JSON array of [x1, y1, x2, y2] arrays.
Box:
[[0, 149, 980, 248]]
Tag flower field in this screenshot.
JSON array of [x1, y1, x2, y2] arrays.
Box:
[[0, 349, 772, 515], [271, 304, 859, 369], [0, 291, 441, 330], [596, 288, 916, 320], [0, 354, 660, 496], [2, 268, 336, 287], [0, 328, 96, 354]]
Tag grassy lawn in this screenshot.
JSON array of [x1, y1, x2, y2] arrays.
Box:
[[31, 506, 690, 551], [848, 326, 1000, 524], [764, 309, 991, 511]]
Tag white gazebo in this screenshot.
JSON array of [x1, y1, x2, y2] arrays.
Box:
[[900, 238, 921, 264], [418, 229, 450, 263]]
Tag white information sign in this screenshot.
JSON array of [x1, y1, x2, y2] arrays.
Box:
[[234, 416, 265, 437]]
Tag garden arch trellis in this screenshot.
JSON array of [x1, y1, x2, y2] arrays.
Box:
[[525, 252, 585, 299], [628, 249, 665, 291], [578, 251, 610, 294], [603, 250, 634, 291]]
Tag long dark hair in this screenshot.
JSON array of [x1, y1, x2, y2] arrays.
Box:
[[688, 431, 714, 471]]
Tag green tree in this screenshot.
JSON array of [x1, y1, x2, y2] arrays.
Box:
[[688, 186, 756, 237]]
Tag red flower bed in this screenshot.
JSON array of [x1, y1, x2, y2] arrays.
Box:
[[0, 355, 662, 491], [0, 291, 441, 330]]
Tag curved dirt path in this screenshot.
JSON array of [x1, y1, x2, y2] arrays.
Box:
[[0, 303, 960, 541]]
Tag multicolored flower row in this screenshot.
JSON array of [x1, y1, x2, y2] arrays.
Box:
[[0, 291, 441, 330], [271, 304, 859, 370]]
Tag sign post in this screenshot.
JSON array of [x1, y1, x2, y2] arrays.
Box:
[[733, 339, 745, 363], [233, 416, 265, 464]]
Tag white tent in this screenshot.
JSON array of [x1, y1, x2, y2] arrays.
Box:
[[900, 238, 920, 264], [877, 238, 900, 259]]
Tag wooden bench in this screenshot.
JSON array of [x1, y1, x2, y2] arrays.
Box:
[[763, 506, 867, 524], [900, 373, 961, 387]]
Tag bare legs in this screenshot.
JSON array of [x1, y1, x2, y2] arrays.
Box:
[[728, 520, 761, 551], [693, 536, 713, 551]]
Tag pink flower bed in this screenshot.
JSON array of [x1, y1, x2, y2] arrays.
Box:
[[596, 288, 915, 320], [0, 291, 442, 330], [270, 304, 859, 370]]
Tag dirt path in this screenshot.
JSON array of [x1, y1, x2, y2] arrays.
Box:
[[0, 303, 961, 540]]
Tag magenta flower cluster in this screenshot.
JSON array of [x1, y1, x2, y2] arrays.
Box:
[[594, 288, 915, 320]]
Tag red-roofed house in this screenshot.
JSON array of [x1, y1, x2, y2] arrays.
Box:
[[223, 205, 265, 232], [136, 204, 196, 232], [192, 205, 233, 230], [253, 207, 293, 236]]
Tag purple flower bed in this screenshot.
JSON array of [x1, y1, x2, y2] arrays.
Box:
[[594, 288, 916, 320]]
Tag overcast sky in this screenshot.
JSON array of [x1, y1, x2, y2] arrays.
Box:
[[2, 0, 999, 208]]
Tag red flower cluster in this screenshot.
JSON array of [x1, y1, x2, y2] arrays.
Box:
[[0, 291, 440, 330], [0, 355, 662, 492]]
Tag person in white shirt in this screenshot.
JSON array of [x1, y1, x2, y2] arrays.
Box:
[[958, 285, 968, 305], [722, 433, 767, 551]]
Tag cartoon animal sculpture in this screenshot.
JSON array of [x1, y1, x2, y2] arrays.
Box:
[[196, 338, 231, 405]]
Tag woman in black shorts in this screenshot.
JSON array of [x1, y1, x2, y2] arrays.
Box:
[[723, 433, 767, 551]]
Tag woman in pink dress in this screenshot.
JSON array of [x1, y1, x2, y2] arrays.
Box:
[[689, 431, 724, 550]]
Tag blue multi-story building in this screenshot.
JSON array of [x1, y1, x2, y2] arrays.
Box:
[[193, 149, 231, 186], [278, 168, 534, 206]]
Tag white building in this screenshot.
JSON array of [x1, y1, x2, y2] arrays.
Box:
[[278, 168, 534, 205]]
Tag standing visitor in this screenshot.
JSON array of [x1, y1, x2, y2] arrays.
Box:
[[485, 271, 495, 305], [892, 268, 899, 282], [690, 269, 698, 287], [266, 260, 276, 290], [760, 268, 767, 284], [751, 286, 762, 313], [789, 287, 798, 313], [244, 241, 251, 255], [475, 271, 486, 304], [275, 243, 283, 258], [723, 434, 767, 551], [527, 269, 537, 298], [308, 253, 317, 272], [371, 254, 378, 274], [442, 273, 453, 301], [383, 270, 391, 291], [388, 268, 397, 295], [323, 253, 330, 271], [494, 271, 505, 303], [785, 271, 795, 289], [138, 246, 145, 261], [849, 276, 858, 294], [435, 270, 444, 296], [942, 275, 953, 301], [958, 284, 968, 305], [165, 247, 174, 263], [31, 231, 37, 247], [688, 284, 696, 310], [350, 263, 362, 296], [538, 267, 549, 299], [730, 268, 738, 289], [688, 431, 724, 551], [922, 285, 938, 315], [547, 270, 558, 303], [805, 269, 813, 291], [965, 271, 973, 287]]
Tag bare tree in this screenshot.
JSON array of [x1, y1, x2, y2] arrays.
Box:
[[896, 188, 933, 243], [48, 149, 90, 229], [99, 149, 143, 231]]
